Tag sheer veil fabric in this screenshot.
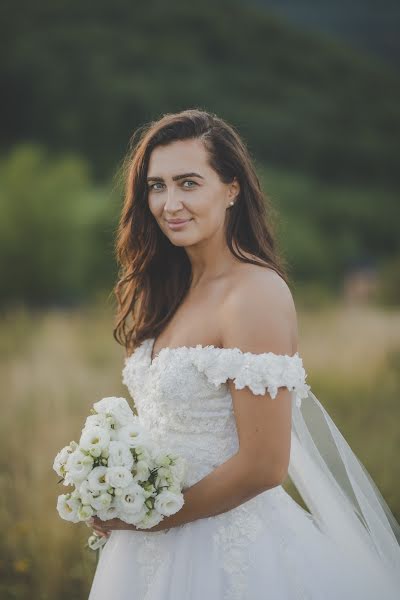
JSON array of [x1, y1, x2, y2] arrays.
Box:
[[289, 387, 400, 587]]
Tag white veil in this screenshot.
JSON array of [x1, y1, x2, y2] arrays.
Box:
[[288, 388, 400, 590]]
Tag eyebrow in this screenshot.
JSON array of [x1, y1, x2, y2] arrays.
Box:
[[146, 172, 205, 182]]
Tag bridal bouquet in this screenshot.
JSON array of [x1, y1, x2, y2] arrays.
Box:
[[53, 396, 187, 550]]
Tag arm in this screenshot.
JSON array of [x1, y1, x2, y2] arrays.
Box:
[[150, 269, 298, 532]]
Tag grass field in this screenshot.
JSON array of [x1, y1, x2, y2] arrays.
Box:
[[1, 303, 399, 599]]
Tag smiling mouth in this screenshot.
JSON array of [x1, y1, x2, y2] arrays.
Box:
[[167, 219, 192, 224], [166, 219, 193, 228]]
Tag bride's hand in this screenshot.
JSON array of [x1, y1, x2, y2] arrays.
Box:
[[88, 516, 140, 536]]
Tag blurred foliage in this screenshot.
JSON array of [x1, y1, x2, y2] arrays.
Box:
[[1, 0, 400, 188], [376, 256, 400, 306], [0, 144, 119, 308]]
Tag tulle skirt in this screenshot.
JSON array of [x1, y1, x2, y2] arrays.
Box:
[[88, 485, 399, 600]]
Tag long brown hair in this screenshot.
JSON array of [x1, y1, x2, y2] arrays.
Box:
[[113, 108, 289, 356]]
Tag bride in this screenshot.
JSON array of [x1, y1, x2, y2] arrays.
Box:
[[87, 108, 400, 599]]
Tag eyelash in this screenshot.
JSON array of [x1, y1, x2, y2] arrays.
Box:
[[148, 180, 198, 191]]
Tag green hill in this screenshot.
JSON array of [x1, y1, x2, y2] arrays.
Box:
[[2, 0, 400, 189]]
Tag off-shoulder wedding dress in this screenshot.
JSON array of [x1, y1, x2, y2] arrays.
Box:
[[88, 338, 400, 600]]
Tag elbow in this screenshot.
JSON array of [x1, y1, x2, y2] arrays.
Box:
[[257, 468, 287, 491], [238, 452, 288, 492]]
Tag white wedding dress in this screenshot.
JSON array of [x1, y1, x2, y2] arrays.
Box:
[[88, 338, 400, 600]]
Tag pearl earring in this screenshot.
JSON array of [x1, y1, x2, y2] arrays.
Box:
[[229, 201, 234, 206]]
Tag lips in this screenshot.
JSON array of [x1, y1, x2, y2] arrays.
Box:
[[167, 219, 191, 224]]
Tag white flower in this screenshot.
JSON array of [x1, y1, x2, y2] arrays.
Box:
[[153, 452, 174, 468], [66, 450, 94, 484], [53, 444, 74, 477], [97, 504, 120, 521], [79, 426, 110, 458], [105, 466, 133, 489], [83, 413, 110, 431], [133, 444, 153, 464], [117, 422, 150, 448], [114, 482, 146, 514], [91, 492, 113, 511], [79, 480, 96, 505], [108, 441, 134, 469], [170, 456, 187, 483], [141, 481, 157, 499], [155, 466, 174, 489], [57, 493, 81, 523], [135, 508, 163, 530], [78, 504, 94, 520], [154, 490, 184, 516], [93, 397, 133, 427], [62, 472, 75, 486], [88, 466, 109, 492], [119, 504, 147, 525], [132, 460, 150, 483]]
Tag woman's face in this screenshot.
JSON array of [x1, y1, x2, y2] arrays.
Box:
[[147, 138, 239, 247]]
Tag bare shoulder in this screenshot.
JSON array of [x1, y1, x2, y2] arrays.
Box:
[[221, 263, 298, 355]]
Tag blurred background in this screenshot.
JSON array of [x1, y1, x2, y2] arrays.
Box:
[[1, 0, 400, 598]]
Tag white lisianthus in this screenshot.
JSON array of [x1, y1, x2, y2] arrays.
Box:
[[88, 466, 109, 493], [53, 444, 74, 477], [105, 466, 133, 489], [78, 504, 94, 520], [93, 397, 133, 427], [120, 503, 148, 525], [135, 508, 164, 530], [79, 480, 98, 505], [62, 472, 75, 487], [117, 422, 150, 448], [155, 466, 174, 489], [66, 450, 94, 484], [97, 504, 120, 521], [108, 441, 134, 469], [57, 493, 82, 523], [154, 490, 184, 517], [170, 456, 188, 483], [54, 396, 187, 550], [153, 452, 174, 468], [79, 426, 110, 458], [166, 483, 182, 497], [133, 444, 153, 464], [115, 482, 146, 514], [83, 413, 110, 431], [91, 492, 113, 511], [141, 481, 157, 499], [132, 460, 150, 483]]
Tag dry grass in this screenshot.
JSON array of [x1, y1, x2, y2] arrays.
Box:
[[1, 303, 399, 599]]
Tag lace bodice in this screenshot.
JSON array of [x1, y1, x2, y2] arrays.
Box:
[[121, 338, 311, 488]]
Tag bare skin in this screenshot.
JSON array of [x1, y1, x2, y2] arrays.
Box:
[[90, 138, 298, 538]]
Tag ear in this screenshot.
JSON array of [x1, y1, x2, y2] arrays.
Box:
[[228, 177, 240, 202]]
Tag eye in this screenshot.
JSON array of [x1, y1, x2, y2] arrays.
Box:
[[148, 180, 198, 191], [148, 182, 164, 191]]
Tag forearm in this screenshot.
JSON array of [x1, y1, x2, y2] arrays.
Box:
[[149, 451, 281, 532]]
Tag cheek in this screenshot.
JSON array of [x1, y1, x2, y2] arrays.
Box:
[[148, 196, 162, 217]]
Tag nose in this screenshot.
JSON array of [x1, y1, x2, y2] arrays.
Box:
[[163, 187, 184, 213]]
